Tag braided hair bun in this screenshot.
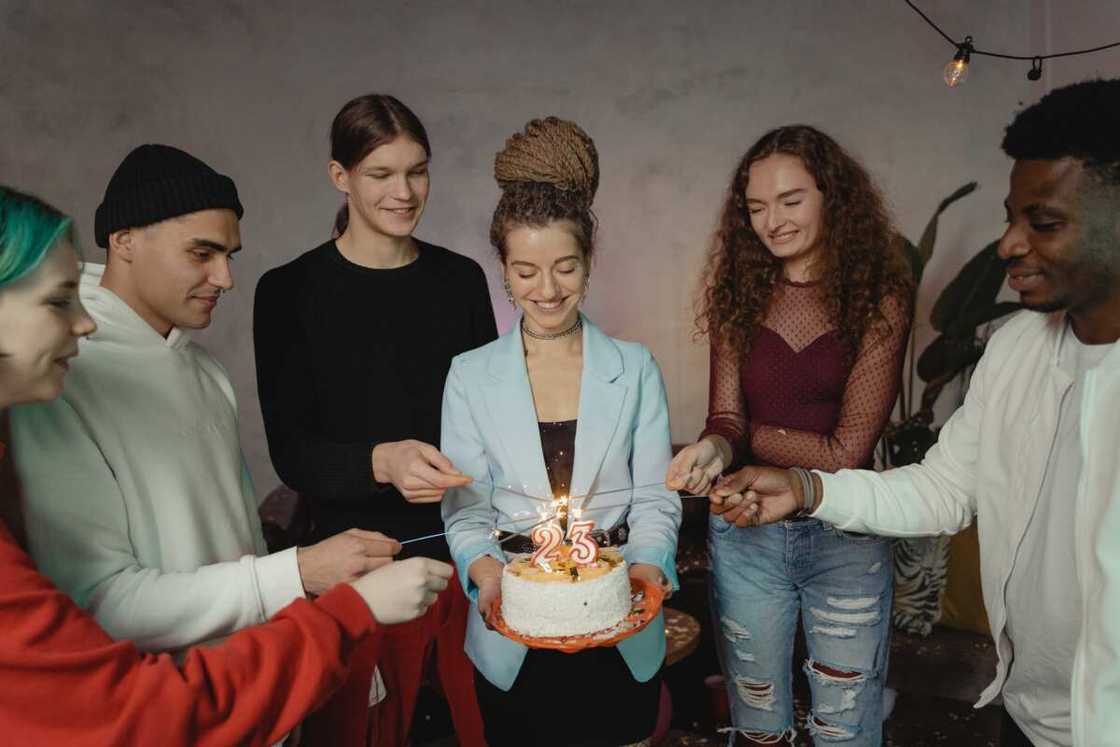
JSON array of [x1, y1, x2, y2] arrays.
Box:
[[490, 117, 600, 260], [494, 117, 599, 207]]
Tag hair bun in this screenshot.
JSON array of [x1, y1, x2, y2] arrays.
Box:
[[494, 117, 599, 205]]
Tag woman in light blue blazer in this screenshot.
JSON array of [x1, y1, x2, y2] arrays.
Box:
[[441, 117, 682, 747]]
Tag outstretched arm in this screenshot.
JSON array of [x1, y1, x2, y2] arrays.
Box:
[[0, 519, 377, 746]]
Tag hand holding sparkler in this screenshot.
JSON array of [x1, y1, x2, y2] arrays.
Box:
[[665, 436, 731, 496], [371, 439, 472, 502], [349, 557, 453, 625]]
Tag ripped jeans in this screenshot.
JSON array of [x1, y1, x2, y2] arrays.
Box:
[[708, 515, 893, 745]]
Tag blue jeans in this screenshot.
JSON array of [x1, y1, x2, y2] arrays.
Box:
[[709, 515, 893, 745]]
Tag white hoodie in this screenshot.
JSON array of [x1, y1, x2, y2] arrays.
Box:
[[12, 263, 304, 653]]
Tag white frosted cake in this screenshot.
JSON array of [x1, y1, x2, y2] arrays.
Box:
[[501, 546, 631, 638]]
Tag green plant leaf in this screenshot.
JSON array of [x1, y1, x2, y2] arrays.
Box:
[[930, 240, 1007, 332], [916, 335, 983, 383], [916, 181, 978, 264]]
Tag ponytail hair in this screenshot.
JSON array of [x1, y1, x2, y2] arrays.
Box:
[[329, 94, 431, 237]]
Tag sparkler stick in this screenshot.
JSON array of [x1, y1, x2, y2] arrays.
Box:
[[399, 512, 558, 546], [472, 480, 553, 503]]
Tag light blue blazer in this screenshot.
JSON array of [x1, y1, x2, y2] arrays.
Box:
[[440, 314, 682, 690]]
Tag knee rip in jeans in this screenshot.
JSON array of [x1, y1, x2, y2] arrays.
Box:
[[733, 676, 775, 711], [719, 726, 797, 745], [806, 714, 859, 741], [809, 594, 881, 630], [803, 659, 871, 716]]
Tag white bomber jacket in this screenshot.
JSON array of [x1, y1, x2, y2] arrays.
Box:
[[813, 310, 1120, 746]]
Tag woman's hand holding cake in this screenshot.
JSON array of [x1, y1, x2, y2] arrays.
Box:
[[628, 562, 669, 593], [468, 554, 505, 629]]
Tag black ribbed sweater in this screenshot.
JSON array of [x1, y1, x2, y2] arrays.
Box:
[[253, 239, 497, 550]]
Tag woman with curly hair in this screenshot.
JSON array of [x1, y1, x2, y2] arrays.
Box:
[[441, 116, 681, 747], [667, 125, 913, 746]]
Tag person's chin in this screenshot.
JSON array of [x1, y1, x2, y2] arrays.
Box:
[[525, 309, 579, 333], [177, 313, 214, 330], [1018, 292, 1068, 313], [35, 377, 65, 403], [374, 216, 420, 238]]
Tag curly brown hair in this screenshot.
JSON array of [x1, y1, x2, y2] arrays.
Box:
[[698, 125, 913, 357], [489, 117, 599, 261]]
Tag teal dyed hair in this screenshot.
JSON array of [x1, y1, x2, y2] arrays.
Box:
[[0, 186, 72, 290]]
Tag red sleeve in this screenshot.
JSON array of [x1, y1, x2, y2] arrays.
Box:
[[699, 331, 751, 467], [750, 293, 911, 471], [0, 521, 378, 746]]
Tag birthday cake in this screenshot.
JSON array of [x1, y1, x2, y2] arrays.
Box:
[[501, 546, 631, 638]]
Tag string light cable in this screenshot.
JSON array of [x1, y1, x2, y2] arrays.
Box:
[[904, 0, 1120, 86]]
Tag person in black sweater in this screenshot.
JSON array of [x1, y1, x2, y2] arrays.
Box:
[[254, 96, 497, 555], [253, 94, 494, 747], [254, 237, 496, 551]]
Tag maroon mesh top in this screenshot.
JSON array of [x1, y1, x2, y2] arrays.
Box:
[[701, 279, 910, 472]]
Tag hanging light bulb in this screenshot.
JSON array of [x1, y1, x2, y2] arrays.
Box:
[[1027, 56, 1043, 81], [943, 36, 973, 88]]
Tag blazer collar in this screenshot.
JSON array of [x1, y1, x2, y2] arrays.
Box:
[[486, 313, 623, 383], [482, 314, 628, 505]]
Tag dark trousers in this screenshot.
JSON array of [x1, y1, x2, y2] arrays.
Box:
[[1000, 708, 1034, 746], [475, 647, 660, 747]]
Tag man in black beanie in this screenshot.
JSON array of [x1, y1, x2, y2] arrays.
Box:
[[12, 146, 400, 724], [92, 143, 245, 332]]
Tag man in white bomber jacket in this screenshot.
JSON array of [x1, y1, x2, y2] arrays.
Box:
[[708, 79, 1120, 747]]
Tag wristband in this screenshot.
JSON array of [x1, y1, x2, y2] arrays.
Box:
[[790, 467, 816, 517]]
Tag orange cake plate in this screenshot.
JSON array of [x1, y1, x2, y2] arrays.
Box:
[[491, 577, 665, 653]]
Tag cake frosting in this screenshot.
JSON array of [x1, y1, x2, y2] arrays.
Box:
[[501, 546, 631, 638]]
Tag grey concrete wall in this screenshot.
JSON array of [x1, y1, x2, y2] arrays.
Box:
[[3, 0, 1117, 497]]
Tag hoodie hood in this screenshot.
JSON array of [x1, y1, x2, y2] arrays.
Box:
[[79, 263, 190, 350]]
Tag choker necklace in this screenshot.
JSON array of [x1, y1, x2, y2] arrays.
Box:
[[521, 317, 582, 341]]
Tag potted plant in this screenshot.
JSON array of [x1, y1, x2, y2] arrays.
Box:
[[885, 182, 1020, 635]]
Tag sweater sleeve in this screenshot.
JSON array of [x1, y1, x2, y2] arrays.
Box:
[[751, 293, 911, 471], [698, 330, 751, 467], [12, 399, 304, 652], [0, 520, 377, 747], [253, 267, 392, 503]]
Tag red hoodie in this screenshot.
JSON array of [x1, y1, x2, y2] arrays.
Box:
[[0, 517, 379, 745]]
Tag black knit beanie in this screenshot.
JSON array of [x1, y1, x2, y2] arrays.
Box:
[[94, 144, 244, 248]]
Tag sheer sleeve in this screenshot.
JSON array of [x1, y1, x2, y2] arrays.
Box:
[[751, 293, 911, 471], [698, 332, 751, 468]]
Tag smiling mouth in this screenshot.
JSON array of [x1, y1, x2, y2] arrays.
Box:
[[769, 230, 799, 243], [1007, 269, 1044, 291], [383, 207, 416, 215], [532, 299, 568, 311]]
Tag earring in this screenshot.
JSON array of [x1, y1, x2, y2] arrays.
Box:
[[504, 278, 515, 307]]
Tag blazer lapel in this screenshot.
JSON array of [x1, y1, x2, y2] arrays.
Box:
[[481, 324, 553, 501], [571, 316, 628, 506]]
